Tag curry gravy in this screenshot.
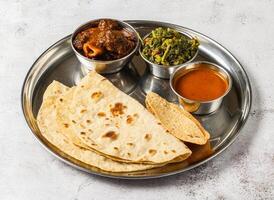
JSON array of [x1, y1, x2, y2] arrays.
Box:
[[175, 68, 228, 101]]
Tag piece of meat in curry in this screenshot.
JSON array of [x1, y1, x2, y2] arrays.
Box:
[[73, 19, 136, 60]]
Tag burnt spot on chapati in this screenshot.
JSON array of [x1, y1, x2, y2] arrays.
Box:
[[148, 149, 157, 156], [80, 109, 87, 113], [102, 131, 118, 140], [113, 147, 119, 151], [97, 112, 106, 117], [91, 91, 103, 102], [86, 119, 92, 124], [144, 133, 152, 141], [126, 115, 133, 124], [63, 123, 69, 128], [127, 142, 134, 147], [110, 103, 127, 117]]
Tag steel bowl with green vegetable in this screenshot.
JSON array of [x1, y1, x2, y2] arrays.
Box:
[[139, 27, 199, 79]]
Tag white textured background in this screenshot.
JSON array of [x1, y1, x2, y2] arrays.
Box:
[[0, 0, 273, 199]]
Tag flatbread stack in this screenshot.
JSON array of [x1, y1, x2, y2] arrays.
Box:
[[37, 71, 195, 172]]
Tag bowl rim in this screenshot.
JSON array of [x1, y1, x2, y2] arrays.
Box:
[[170, 61, 233, 104], [139, 29, 199, 69], [71, 18, 140, 63]]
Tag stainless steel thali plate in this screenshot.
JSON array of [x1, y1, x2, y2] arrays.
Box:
[[21, 20, 252, 179]]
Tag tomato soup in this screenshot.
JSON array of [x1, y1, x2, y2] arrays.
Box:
[[175, 68, 228, 101]]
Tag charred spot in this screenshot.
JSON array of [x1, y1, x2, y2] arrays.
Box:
[[164, 151, 168, 154], [72, 120, 76, 124], [148, 149, 157, 156], [63, 123, 69, 128], [97, 112, 106, 117], [127, 152, 131, 157], [110, 103, 127, 117], [91, 91, 103, 101], [115, 122, 120, 128], [80, 131, 86, 135], [86, 119, 91, 123], [133, 113, 139, 118], [144, 134, 152, 141], [157, 122, 161, 125], [127, 142, 134, 146], [88, 129, 93, 132], [126, 115, 133, 124], [80, 109, 87, 113], [80, 85, 85, 88], [59, 98, 63, 102], [102, 131, 118, 140], [172, 150, 176, 153], [113, 147, 119, 150]]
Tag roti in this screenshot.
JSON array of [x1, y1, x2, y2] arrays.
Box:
[[63, 71, 191, 164], [145, 92, 210, 145], [56, 87, 153, 164], [36, 81, 162, 172]]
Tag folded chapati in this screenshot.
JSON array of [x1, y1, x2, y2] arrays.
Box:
[[63, 71, 191, 164], [37, 81, 161, 172], [145, 92, 210, 145]]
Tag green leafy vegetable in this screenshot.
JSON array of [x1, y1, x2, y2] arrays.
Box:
[[141, 27, 199, 66]]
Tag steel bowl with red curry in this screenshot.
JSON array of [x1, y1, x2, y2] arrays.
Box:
[[72, 19, 137, 61]]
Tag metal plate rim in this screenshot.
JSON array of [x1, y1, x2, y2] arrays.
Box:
[[21, 20, 252, 179]]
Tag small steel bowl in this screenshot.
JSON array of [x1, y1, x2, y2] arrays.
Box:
[[71, 18, 139, 74], [170, 61, 232, 115], [139, 31, 199, 79]]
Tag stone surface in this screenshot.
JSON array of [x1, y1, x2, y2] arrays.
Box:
[[0, 0, 273, 199]]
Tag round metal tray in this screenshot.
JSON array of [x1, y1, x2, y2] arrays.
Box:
[[21, 20, 252, 179]]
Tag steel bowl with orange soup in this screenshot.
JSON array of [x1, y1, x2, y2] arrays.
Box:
[[170, 61, 232, 114]]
